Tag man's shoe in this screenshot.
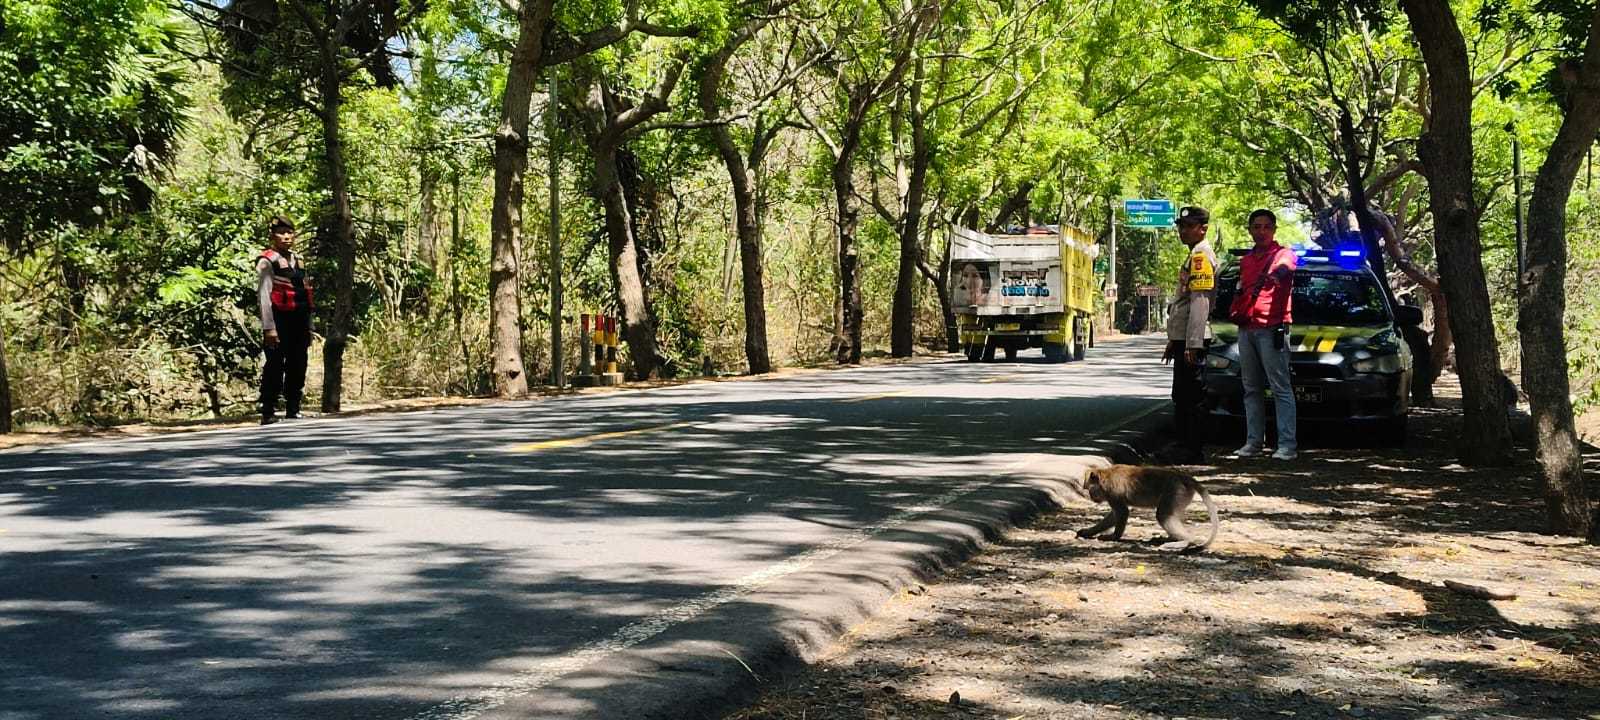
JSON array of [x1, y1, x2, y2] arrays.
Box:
[[284, 411, 315, 420], [1271, 448, 1298, 460], [260, 415, 280, 426], [1232, 444, 1263, 458]]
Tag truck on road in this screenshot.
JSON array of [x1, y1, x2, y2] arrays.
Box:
[[948, 224, 1099, 363]]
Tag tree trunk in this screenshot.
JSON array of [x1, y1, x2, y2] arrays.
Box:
[[1399, 0, 1513, 466], [1519, 7, 1600, 541], [896, 71, 934, 358], [914, 220, 958, 352], [0, 314, 11, 433], [593, 143, 660, 379], [938, 231, 957, 351], [486, 4, 551, 397], [318, 58, 357, 414], [415, 45, 444, 277], [819, 0, 932, 365], [1427, 291, 1451, 379], [450, 170, 473, 393], [832, 146, 863, 364], [891, 64, 929, 358], [568, 53, 690, 380], [59, 254, 87, 332], [825, 19, 928, 365], [417, 165, 440, 274], [731, 157, 771, 374], [698, 34, 771, 374], [831, 243, 845, 360], [203, 377, 223, 418]]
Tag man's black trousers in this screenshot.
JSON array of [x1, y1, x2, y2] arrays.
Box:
[[1170, 340, 1209, 457], [261, 313, 311, 417]]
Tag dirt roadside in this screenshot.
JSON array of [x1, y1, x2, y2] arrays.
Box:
[[726, 380, 1600, 720]]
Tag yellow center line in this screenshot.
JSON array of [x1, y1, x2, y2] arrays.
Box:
[[509, 421, 693, 453], [842, 389, 917, 403], [980, 373, 1026, 384]]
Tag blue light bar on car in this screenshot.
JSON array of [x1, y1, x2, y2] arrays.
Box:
[[1339, 249, 1362, 257]]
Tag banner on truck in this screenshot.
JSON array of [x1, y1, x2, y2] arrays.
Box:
[[952, 260, 998, 306], [1000, 261, 1061, 307]]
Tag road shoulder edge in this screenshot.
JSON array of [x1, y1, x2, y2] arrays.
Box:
[[482, 404, 1169, 720]]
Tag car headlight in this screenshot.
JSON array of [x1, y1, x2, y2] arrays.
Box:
[[1353, 353, 1405, 374], [1366, 329, 1402, 354], [1205, 354, 1238, 373]]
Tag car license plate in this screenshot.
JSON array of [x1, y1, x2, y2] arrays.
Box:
[[995, 323, 1020, 331], [1294, 386, 1322, 403]]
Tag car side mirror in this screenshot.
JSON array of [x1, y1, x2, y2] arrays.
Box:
[[1394, 305, 1423, 327]]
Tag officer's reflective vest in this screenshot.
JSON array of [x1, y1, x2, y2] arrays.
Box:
[[261, 249, 314, 313]]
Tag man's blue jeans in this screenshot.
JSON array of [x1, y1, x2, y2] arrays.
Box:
[[1238, 325, 1297, 451]]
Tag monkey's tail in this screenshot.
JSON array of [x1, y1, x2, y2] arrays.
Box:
[[1191, 481, 1220, 549]]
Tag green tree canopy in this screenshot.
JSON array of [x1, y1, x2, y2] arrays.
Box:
[[0, 0, 192, 248]]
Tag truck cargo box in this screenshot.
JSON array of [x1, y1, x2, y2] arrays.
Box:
[[948, 225, 1100, 362]]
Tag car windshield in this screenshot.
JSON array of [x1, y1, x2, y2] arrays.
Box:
[[1211, 267, 1391, 327]]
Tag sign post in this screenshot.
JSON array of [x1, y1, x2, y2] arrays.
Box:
[[1107, 200, 1118, 302], [1123, 199, 1175, 228]]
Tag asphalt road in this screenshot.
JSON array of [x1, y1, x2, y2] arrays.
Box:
[[0, 335, 1170, 720]]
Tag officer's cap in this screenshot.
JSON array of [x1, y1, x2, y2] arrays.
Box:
[[1176, 206, 1210, 226]]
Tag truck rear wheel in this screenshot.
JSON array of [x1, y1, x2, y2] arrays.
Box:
[[1043, 342, 1068, 363], [964, 343, 983, 362], [1003, 344, 1018, 361], [981, 338, 997, 362]]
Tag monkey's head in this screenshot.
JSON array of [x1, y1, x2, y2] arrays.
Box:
[[1084, 469, 1107, 502]]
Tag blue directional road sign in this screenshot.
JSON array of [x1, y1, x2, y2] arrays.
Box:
[[1123, 198, 1175, 228]]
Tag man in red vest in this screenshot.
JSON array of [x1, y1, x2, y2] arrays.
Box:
[[1228, 209, 1298, 459], [257, 216, 314, 425]]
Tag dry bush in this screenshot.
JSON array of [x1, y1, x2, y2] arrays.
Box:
[[344, 311, 491, 401], [9, 336, 244, 426]]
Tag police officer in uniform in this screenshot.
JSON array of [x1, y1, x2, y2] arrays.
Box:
[[1162, 206, 1218, 463], [257, 216, 314, 425]]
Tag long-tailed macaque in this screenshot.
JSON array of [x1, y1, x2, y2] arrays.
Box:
[[1075, 464, 1218, 551]]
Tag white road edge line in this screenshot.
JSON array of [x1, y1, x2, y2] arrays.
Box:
[[404, 400, 1165, 720]]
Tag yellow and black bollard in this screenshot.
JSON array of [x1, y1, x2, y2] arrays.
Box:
[[574, 312, 624, 387], [604, 315, 619, 375]]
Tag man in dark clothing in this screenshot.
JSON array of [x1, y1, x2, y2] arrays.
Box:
[[1162, 206, 1218, 464], [257, 216, 314, 425]]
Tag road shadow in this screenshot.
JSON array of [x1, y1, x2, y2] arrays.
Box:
[[0, 337, 1172, 719]]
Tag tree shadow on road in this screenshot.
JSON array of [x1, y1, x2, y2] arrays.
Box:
[[0, 338, 1175, 719]]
